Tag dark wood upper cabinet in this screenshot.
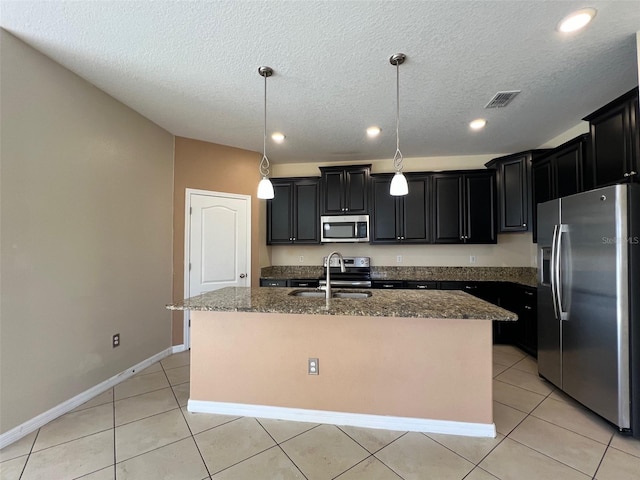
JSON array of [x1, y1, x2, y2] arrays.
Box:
[[532, 157, 554, 207], [267, 177, 320, 245], [319, 165, 370, 215], [267, 181, 293, 244], [370, 173, 431, 244], [465, 172, 497, 244], [432, 170, 496, 244], [402, 175, 431, 243], [555, 138, 586, 197], [485, 150, 550, 234], [583, 87, 639, 187], [432, 174, 463, 243], [531, 134, 589, 242]]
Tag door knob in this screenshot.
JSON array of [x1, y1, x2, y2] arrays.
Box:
[[239, 273, 246, 278]]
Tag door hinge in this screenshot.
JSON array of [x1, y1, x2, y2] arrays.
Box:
[[189, 319, 191, 327], [190, 207, 192, 215], [189, 263, 191, 271]]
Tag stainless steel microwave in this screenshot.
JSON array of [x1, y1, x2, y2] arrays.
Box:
[[320, 215, 369, 243]]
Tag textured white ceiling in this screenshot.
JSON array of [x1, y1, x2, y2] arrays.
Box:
[[1, 1, 639, 164]]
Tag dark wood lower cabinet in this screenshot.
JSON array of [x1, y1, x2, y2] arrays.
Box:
[[439, 281, 537, 356], [495, 284, 537, 356]]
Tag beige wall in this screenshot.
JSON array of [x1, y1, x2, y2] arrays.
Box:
[[0, 31, 174, 434], [191, 311, 493, 424], [536, 122, 589, 149], [272, 154, 498, 177], [172, 137, 264, 344]]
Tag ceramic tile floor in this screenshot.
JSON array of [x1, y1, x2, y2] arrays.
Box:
[[2, 345, 640, 480]]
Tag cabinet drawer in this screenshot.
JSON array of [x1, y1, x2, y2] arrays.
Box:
[[259, 279, 288, 287], [405, 281, 438, 289], [372, 280, 405, 289], [288, 279, 320, 288]]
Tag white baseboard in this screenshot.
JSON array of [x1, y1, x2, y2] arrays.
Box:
[[171, 344, 187, 354], [0, 347, 174, 450], [187, 400, 496, 438]]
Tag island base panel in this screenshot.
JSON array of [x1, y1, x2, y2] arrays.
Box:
[[190, 311, 492, 429]]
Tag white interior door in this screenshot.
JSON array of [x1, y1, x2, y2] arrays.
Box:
[[184, 189, 251, 347]]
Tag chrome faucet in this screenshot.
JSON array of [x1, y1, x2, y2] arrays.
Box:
[[322, 251, 345, 301]]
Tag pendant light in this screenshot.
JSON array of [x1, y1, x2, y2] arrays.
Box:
[[389, 53, 408, 196], [257, 66, 275, 199]]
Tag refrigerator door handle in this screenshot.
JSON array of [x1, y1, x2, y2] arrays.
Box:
[[555, 224, 569, 321], [550, 224, 560, 320]]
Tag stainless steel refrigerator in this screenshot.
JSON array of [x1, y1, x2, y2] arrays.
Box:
[[537, 184, 640, 437]]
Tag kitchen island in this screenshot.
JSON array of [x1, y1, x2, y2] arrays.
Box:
[[168, 287, 516, 438]]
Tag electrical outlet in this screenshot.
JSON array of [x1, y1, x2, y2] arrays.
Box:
[[396, 255, 403, 263], [308, 358, 319, 375], [112, 333, 120, 348], [469, 255, 477, 264], [299, 255, 304, 263]]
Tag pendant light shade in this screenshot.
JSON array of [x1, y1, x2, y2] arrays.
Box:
[[257, 66, 275, 199], [390, 170, 409, 196], [389, 53, 408, 196], [257, 176, 275, 199]]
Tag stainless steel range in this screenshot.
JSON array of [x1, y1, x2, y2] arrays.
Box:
[[319, 256, 371, 288]]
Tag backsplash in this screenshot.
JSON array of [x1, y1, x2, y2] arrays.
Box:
[[268, 233, 538, 269], [261, 265, 537, 287]]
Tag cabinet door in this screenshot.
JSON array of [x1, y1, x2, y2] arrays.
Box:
[[293, 180, 320, 243], [532, 158, 555, 205], [465, 172, 496, 244], [532, 158, 554, 243], [370, 175, 399, 243], [321, 170, 345, 214], [589, 102, 628, 187], [345, 168, 369, 214], [266, 182, 293, 244], [401, 175, 430, 243], [432, 174, 463, 243], [519, 287, 537, 357], [499, 156, 530, 231], [555, 143, 584, 198], [320, 166, 370, 214]]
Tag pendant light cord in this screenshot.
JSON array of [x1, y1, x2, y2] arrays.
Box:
[[393, 59, 403, 172], [260, 71, 270, 177]]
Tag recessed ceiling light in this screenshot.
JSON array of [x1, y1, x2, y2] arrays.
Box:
[[271, 132, 285, 143], [558, 8, 596, 33], [366, 126, 381, 138], [469, 119, 487, 130]]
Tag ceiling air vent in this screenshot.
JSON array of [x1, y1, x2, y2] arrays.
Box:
[[484, 90, 521, 108]]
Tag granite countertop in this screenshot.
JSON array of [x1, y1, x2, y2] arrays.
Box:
[[260, 266, 537, 287], [167, 287, 517, 321]]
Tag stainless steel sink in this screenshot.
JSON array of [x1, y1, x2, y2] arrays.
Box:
[[288, 289, 372, 299]]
